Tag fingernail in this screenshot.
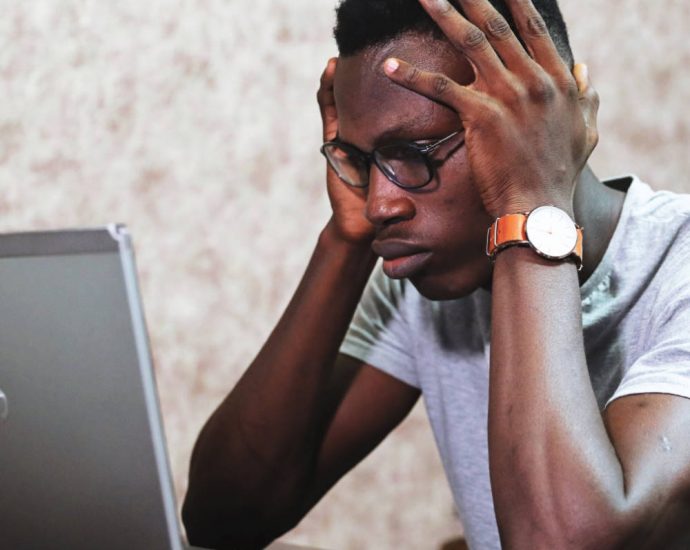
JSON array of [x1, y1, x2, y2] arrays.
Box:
[[426, 0, 450, 10], [573, 63, 589, 93], [384, 58, 399, 74], [580, 63, 589, 80], [574, 63, 588, 80]]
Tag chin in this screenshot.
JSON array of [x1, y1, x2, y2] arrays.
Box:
[[408, 260, 491, 301]]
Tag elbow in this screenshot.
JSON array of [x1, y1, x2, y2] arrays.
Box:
[[182, 491, 280, 550], [499, 526, 623, 550], [498, 516, 671, 550], [182, 489, 235, 549], [497, 503, 632, 550], [182, 425, 312, 548], [182, 479, 302, 550], [182, 496, 225, 549]]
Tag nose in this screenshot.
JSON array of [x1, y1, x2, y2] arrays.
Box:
[[364, 165, 416, 228]]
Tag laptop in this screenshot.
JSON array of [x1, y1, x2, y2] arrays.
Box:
[[0, 225, 210, 550], [0, 226, 318, 550], [0, 225, 208, 549]]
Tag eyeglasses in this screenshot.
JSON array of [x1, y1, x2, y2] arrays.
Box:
[[320, 130, 461, 190]]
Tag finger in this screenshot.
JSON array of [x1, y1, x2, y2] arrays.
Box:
[[573, 63, 600, 150], [417, 0, 506, 80], [455, 0, 532, 72], [503, 0, 565, 72], [383, 57, 488, 122], [317, 57, 338, 141]]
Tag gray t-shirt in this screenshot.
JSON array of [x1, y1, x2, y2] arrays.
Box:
[[340, 176, 690, 550]]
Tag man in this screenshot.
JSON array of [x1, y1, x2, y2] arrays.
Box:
[[182, 0, 690, 548]]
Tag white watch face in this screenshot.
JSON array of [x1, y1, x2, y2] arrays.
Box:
[[525, 206, 578, 259]]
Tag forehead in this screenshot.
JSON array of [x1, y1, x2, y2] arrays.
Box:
[[333, 34, 473, 147]]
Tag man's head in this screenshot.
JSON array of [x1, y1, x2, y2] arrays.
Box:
[[329, 0, 574, 300]]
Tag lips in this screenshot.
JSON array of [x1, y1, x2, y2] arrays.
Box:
[[372, 239, 433, 279]]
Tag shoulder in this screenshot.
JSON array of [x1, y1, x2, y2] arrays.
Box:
[[624, 176, 690, 231], [616, 177, 690, 289]]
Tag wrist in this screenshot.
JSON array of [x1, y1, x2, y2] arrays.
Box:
[[321, 217, 375, 249], [493, 245, 579, 270], [319, 218, 377, 260]]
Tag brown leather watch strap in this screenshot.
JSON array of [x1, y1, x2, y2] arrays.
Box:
[[486, 213, 529, 256]]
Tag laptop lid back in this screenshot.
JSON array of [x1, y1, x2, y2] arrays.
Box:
[[0, 226, 182, 550]]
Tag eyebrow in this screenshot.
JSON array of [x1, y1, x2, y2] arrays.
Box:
[[372, 119, 435, 147], [334, 118, 444, 151]]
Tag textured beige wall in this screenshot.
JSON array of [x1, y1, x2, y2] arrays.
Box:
[[1, 1, 688, 549]]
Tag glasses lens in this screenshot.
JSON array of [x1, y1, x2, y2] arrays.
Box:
[[375, 144, 431, 188], [321, 143, 369, 188]]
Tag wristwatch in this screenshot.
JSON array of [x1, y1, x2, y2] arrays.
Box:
[[486, 205, 583, 269]]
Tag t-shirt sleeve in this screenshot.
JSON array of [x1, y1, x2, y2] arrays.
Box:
[[339, 263, 419, 388], [607, 291, 690, 407]]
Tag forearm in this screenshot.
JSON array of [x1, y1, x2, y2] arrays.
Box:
[[488, 247, 626, 548], [184, 219, 376, 540]]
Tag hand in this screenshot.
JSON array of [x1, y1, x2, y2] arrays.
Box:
[[382, 0, 600, 218], [317, 58, 377, 245]]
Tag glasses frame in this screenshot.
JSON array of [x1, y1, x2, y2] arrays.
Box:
[[320, 130, 461, 190]]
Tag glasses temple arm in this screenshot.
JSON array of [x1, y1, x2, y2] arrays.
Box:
[[419, 130, 461, 154]]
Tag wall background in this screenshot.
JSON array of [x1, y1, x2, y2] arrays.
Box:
[[1, 1, 688, 548]]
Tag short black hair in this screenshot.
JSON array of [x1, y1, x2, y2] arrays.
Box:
[[334, 0, 574, 67]]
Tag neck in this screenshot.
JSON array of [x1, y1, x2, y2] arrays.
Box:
[[573, 165, 628, 285]]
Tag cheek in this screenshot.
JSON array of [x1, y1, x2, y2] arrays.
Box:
[[430, 154, 487, 236], [408, 151, 496, 298]]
